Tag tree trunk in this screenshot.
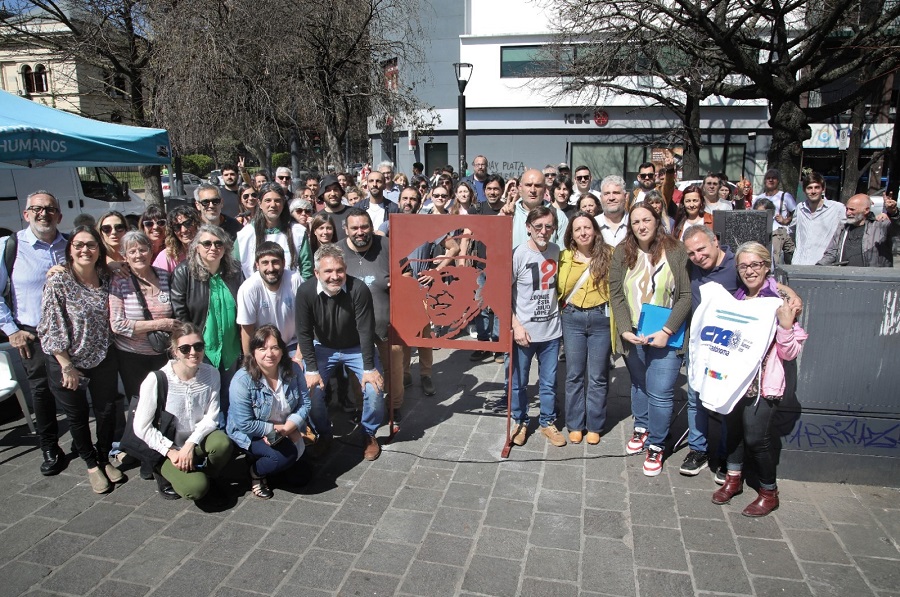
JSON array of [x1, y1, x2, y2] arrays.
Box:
[[841, 101, 867, 201], [766, 99, 809, 197], [140, 165, 163, 208], [290, 130, 301, 175], [681, 93, 702, 179]]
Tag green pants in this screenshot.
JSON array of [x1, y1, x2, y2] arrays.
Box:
[[161, 430, 233, 500]]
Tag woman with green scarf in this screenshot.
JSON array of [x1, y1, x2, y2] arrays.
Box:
[[171, 224, 244, 415]]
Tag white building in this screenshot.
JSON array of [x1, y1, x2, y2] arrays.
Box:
[[372, 0, 895, 194]]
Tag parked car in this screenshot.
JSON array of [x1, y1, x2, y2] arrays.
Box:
[[161, 173, 202, 198]]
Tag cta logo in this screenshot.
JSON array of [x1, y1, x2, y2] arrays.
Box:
[[700, 325, 741, 356]]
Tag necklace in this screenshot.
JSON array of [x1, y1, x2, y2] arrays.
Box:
[[351, 243, 371, 265]]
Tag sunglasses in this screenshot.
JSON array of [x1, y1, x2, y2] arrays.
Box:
[[294, 208, 313, 215], [242, 192, 258, 199], [176, 341, 205, 355], [432, 193, 449, 199], [142, 219, 167, 228], [277, 176, 291, 180], [100, 223, 126, 234], [199, 240, 225, 249], [198, 198, 222, 207], [638, 173, 655, 180], [575, 175, 591, 181], [175, 219, 197, 230]]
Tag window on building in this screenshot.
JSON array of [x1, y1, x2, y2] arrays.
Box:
[[22, 65, 49, 94], [500, 45, 573, 78]]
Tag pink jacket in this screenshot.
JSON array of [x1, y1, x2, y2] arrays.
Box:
[[761, 323, 808, 398]]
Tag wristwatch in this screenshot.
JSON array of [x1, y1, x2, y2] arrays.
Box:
[[62, 363, 75, 375]]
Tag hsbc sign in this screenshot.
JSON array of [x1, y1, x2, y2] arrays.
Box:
[[563, 110, 609, 127]]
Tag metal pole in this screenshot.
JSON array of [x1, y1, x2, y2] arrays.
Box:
[[458, 92, 467, 178]]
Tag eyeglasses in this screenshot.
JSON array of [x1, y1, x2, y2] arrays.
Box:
[[737, 261, 767, 273], [575, 175, 591, 181], [638, 173, 655, 180], [198, 198, 222, 207], [294, 208, 313, 215], [530, 223, 556, 231], [543, 172, 557, 177], [25, 205, 59, 216], [175, 219, 197, 230], [176, 341, 205, 355], [100, 224, 126, 234], [432, 193, 449, 199], [241, 192, 258, 199], [276, 176, 291, 181], [142, 219, 166, 228], [71, 241, 99, 251], [198, 240, 225, 249]]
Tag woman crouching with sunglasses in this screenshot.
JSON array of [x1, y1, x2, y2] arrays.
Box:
[[227, 326, 313, 499], [133, 323, 234, 503]]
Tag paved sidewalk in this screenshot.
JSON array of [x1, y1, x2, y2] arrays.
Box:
[[0, 349, 898, 597]]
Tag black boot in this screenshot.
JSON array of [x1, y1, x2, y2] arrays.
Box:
[[154, 472, 180, 500]]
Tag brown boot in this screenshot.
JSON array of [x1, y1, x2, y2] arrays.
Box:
[[711, 472, 743, 505], [742, 487, 779, 517], [363, 434, 381, 461]]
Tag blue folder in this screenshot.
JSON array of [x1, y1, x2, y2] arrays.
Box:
[[637, 303, 686, 349]]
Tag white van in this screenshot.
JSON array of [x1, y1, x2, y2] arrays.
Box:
[[0, 167, 147, 236]]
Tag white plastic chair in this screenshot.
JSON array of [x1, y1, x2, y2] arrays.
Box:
[[0, 350, 36, 434]]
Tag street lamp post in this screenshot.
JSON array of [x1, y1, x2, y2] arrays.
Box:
[[454, 62, 473, 178]]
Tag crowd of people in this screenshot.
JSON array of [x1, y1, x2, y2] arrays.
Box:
[[1, 156, 896, 515]]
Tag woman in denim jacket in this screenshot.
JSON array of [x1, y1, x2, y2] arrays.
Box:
[[228, 325, 312, 499]]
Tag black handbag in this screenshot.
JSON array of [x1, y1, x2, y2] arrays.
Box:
[[119, 371, 175, 469], [131, 271, 171, 354]]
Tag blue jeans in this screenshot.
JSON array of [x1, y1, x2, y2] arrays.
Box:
[[624, 344, 682, 448], [248, 437, 299, 477], [685, 348, 708, 453], [511, 338, 560, 427], [561, 305, 611, 433], [474, 272, 500, 342], [309, 344, 384, 437]]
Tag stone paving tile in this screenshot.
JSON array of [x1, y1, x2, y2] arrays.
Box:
[[339, 569, 402, 596], [313, 520, 373, 553], [832, 523, 900, 559], [681, 518, 738, 554], [537, 489, 583, 517], [41, 555, 116, 595], [688, 551, 752, 594], [289, 548, 356, 591], [632, 526, 689, 571], [583, 508, 628, 540], [483, 497, 535, 530], [0, 494, 52, 524], [773, 498, 830, 530], [374, 507, 433, 544], [737, 536, 804, 579], [525, 546, 579, 582], [405, 466, 453, 491], [0, 516, 64, 561], [856, 556, 900, 592], [191, 521, 266, 565], [225, 549, 297, 594], [750, 576, 814, 596], [401, 560, 465, 597], [493, 470, 540, 503], [530, 513, 582, 551], [785, 528, 853, 564], [115, 538, 196, 586], [416, 531, 474, 567], [726, 509, 785, 540], [475, 526, 529, 561], [581, 537, 636, 596], [351, 467, 408, 497], [0, 560, 52, 597], [636, 569, 695, 597], [584, 479, 628, 512], [86, 580, 150, 597], [151, 561, 232, 597], [629, 492, 680, 530], [19, 531, 94, 567], [333, 492, 392, 525], [461, 554, 523, 597], [393, 485, 445, 513], [802, 561, 875, 596], [519, 578, 579, 597], [429, 506, 483, 538], [672, 486, 726, 521], [59, 503, 133, 537], [260, 521, 319, 555]]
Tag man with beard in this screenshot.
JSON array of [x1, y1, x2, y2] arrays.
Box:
[[317, 174, 352, 238], [464, 155, 490, 202], [569, 165, 601, 206], [509, 206, 566, 448], [236, 242, 304, 354], [818, 193, 899, 267], [595, 175, 630, 247], [0, 191, 69, 475], [342, 209, 405, 419], [219, 164, 241, 217], [357, 170, 399, 231], [235, 183, 312, 279]]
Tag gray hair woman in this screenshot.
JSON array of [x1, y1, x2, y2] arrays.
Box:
[[110, 230, 179, 478], [170, 224, 244, 413]]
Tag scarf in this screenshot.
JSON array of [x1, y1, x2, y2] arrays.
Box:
[[203, 273, 240, 369]]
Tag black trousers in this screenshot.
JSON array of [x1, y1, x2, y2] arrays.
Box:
[[46, 347, 120, 469], [19, 325, 59, 452]]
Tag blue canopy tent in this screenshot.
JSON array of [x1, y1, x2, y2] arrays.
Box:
[[0, 90, 170, 168]]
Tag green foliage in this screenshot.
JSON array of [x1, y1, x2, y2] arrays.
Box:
[[213, 136, 242, 166], [182, 154, 214, 176], [272, 152, 291, 169]]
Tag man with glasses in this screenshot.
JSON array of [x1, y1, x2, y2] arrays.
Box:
[[633, 162, 658, 205], [195, 183, 243, 241], [509, 205, 566, 448], [274, 167, 293, 193], [702, 173, 732, 213], [542, 165, 558, 188], [219, 164, 241, 217], [0, 191, 69, 476], [464, 155, 490, 202], [570, 165, 601, 207]]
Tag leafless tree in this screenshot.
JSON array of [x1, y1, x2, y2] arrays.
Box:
[[543, 0, 900, 192]]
